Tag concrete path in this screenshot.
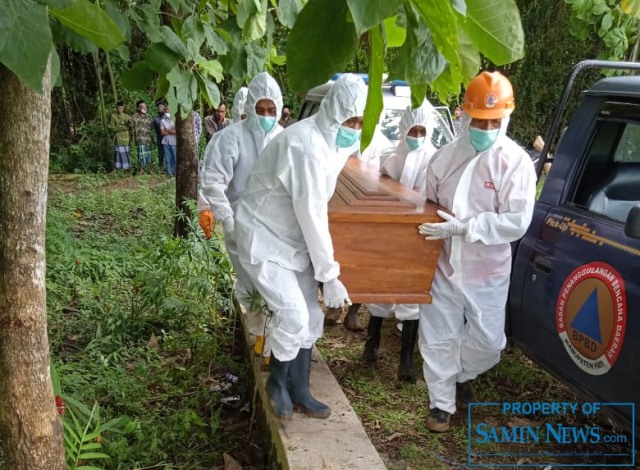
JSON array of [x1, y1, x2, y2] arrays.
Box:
[[242, 315, 387, 470]]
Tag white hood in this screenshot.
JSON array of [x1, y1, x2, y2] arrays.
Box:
[[244, 72, 283, 134], [315, 74, 368, 150], [231, 87, 248, 122]]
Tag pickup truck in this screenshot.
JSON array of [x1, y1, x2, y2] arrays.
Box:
[[509, 60, 640, 437]]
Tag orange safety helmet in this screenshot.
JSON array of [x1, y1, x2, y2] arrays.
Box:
[[462, 71, 515, 120]]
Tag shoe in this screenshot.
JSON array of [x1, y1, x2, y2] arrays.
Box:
[[344, 304, 364, 331], [426, 408, 451, 432], [288, 348, 331, 419], [266, 355, 293, 420], [397, 320, 419, 383], [362, 316, 384, 362], [456, 381, 474, 408]]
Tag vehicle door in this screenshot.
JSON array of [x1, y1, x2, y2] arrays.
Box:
[[510, 97, 640, 434]]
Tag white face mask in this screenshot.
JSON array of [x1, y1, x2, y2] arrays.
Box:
[[165, 113, 171, 119], [140, 109, 147, 114]]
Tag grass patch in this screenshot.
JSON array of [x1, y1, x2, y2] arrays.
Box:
[[43, 175, 263, 469]]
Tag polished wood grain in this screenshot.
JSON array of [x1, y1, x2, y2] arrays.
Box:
[[329, 157, 445, 304]]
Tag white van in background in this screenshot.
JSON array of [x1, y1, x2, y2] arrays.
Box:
[[298, 74, 455, 149]]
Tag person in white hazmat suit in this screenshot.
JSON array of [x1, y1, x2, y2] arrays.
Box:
[[231, 87, 248, 122], [234, 74, 367, 420], [198, 72, 284, 361], [417, 71, 537, 432], [362, 101, 438, 383]]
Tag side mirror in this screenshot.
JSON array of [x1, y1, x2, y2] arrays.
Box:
[[624, 204, 640, 239]]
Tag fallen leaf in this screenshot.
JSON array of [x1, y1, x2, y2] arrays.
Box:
[[223, 452, 242, 470], [147, 333, 159, 349]]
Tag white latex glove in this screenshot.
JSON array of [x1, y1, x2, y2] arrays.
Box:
[[323, 278, 351, 309], [222, 217, 236, 245], [418, 210, 468, 240]]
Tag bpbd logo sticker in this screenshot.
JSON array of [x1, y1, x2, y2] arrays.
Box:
[[556, 261, 626, 375]]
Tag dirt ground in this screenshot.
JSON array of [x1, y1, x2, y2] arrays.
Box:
[[317, 306, 636, 470]]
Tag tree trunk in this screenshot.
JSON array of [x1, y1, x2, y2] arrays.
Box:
[[0, 63, 66, 469], [174, 110, 198, 238]]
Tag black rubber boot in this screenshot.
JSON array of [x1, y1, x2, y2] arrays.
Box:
[[362, 316, 384, 362], [344, 303, 364, 331], [397, 319, 419, 383], [266, 355, 293, 420], [288, 348, 331, 419]]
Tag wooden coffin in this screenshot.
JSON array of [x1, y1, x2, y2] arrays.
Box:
[[328, 157, 444, 304]]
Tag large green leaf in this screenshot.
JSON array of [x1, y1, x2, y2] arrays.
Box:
[[287, 0, 359, 93], [404, 5, 446, 86], [120, 62, 155, 90], [38, 0, 73, 8], [196, 73, 221, 108], [237, 0, 258, 28], [197, 58, 224, 82], [0, 0, 51, 91], [412, 0, 462, 90], [50, 0, 124, 51], [346, 0, 404, 34], [155, 75, 169, 101], [430, 64, 460, 102], [51, 44, 61, 87], [219, 33, 248, 83], [203, 24, 228, 54], [457, 27, 480, 84], [167, 67, 193, 115], [460, 0, 524, 65], [159, 25, 189, 58], [383, 15, 406, 48], [362, 25, 384, 152], [277, 0, 304, 28], [242, 0, 268, 41], [51, 21, 97, 54], [105, 0, 131, 39], [410, 83, 427, 109], [135, 4, 163, 42], [145, 43, 181, 74], [246, 43, 266, 77], [182, 16, 205, 48]]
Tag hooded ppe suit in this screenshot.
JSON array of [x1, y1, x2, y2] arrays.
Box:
[[367, 101, 439, 321], [199, 72, 283, 337], [418, 112, 537, 414], [232, 87, 249, 123], [235, 74, 367, 362]]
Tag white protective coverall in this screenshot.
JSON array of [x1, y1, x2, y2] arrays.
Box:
[[367, 101, 439, 321], [418, 114, 537, 414], [231, 87, 249, 123], [235, 74, 368, 362], [199, 72, 283, 336]]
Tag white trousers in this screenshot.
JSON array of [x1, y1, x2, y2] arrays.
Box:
[[240, 259, 324, 362], [226, 242, 267, 337], [418, 264, 508, 414], [366, 303, 419, 321]]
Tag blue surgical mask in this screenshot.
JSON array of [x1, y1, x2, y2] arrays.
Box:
[[336, 126, 361, 148], [406, 136, 425, 151], [257, 116, 277, 133], [469, 128, 500, 152]]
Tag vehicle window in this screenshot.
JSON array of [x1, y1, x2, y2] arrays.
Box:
[[571, 119, 640, 223], [614, 124, 640, 162], [380, 109, 404, 142]]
